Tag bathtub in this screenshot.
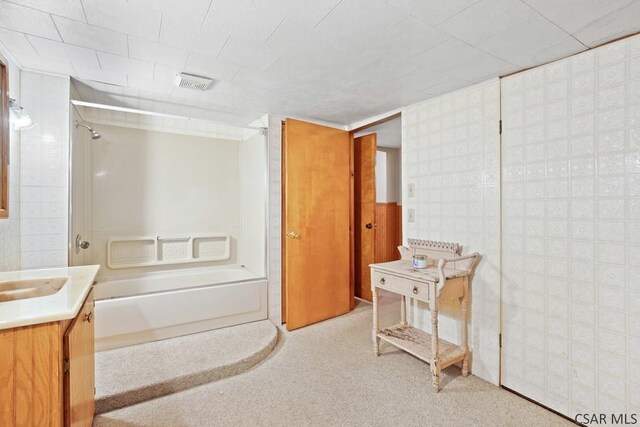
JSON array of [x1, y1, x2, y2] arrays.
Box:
[[93, 267, 267, 351]]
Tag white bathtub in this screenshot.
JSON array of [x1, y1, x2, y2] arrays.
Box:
[[93, 267, 267, 351]]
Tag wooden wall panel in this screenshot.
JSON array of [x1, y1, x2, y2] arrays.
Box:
[[374, 203, 402, 263]]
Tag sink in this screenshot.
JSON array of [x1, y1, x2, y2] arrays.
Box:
[[0, 277, 68, 302]]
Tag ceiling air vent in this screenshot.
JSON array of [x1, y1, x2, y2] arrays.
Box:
[[175, 72, 215, 91]]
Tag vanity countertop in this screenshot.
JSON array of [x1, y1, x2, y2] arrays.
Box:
[[0, 265, 100, 330]]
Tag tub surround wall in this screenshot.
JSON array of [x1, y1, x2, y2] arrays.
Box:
[[78, 105, 248, 141], [19, 71, 70, 269], [240, 131, 267, 276], [77, 122, 270, 349], [85, 124, 243, 280], [402, 79, 502, 385], [501, 34, 640, 417], [267, 115, 282, 325], [69, 105, 90, 267], [0, 48, 20, 272]]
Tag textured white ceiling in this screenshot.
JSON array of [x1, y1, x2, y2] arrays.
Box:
[[1, 0, 639, 126]]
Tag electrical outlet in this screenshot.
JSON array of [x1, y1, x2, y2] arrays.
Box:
[[408, 183, 415, 197], [407, 208, 415, 223]]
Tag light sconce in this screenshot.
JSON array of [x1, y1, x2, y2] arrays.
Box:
[[9, 98, 33, 130]]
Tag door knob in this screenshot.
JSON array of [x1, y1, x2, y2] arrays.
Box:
[[365, 223, 373, 229], [285, 231, 300, 239], [75, 234, 90, 254]]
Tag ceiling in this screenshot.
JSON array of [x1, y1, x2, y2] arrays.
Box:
[[1, 0, 640, 126]]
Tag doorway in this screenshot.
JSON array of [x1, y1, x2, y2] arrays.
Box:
[[352, 115, 403, 302], [281, 118, 353, 331], [280, 115, 402, 331]]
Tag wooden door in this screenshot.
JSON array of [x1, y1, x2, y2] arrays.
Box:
[[64, 291, 95, 427], [354, 134, 376, 301], [283, 118, 352, 331]]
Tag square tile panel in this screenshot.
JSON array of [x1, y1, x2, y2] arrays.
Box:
[[436, 0, 538, 45], [0, 1, 60, 40], [403, 79, 501, 385], [501, 33, 638, 418], [52, 15, 128, 56]]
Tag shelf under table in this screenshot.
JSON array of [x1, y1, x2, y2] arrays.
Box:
[[377, 325, 466, 368]]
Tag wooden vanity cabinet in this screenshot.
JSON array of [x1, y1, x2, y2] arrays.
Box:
[[0, 290, 95, 427], [64, 290, 95, 427]]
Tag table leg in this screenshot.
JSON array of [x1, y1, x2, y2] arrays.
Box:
[[461, 278, 470, 377], [400, 295, 407, 326], [372, 288, 380, 356], [431, 308, 441, 392]]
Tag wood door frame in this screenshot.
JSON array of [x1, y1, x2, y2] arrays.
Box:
[[349, 132, 355, 309], [281, 120, 355, 324], [350, 112, 402, 302], [0, 52, 10, 219], [353, 133, 377, 301], [280, 113, 401, 323], [281, 120, 287, 323]]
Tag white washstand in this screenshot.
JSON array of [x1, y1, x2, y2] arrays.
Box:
[[369, 239, 479, 392]]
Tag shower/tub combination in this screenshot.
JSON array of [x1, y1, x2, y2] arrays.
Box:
[[70, 104, 268, 351]]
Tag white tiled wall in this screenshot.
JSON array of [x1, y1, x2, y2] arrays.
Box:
[[501, 34, 640, 417], [0, 54, 21, 272], [19, 71, 70, 269], [402, 79, 502, 385], [267, 115, 282, 325]]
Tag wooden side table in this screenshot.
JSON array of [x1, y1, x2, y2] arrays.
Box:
[[369, 239, 478, 392]]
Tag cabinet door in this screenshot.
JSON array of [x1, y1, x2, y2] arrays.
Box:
[[63, 291, 95, 427]]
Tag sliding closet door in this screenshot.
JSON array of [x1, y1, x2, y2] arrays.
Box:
[[501, 35, 640, 417]]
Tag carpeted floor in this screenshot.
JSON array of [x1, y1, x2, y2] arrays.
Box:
[[95, 292, 572, 427], [95, 320, 278, 414]]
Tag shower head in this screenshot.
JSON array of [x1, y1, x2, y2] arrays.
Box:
[[75, 121, 101, 140]]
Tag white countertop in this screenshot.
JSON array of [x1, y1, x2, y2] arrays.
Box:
[[0, 265, 100, 330]]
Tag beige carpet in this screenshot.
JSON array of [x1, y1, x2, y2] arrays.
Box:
[[95, 292, 572, 427], [95, 320, 278, 414]]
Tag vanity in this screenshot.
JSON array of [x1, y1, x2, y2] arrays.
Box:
[[369, 239, 478, 392], [0, 265, 100, 427]]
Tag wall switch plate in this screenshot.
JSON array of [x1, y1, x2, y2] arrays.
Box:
[[407, 208, 415, 223], [408, 183, 415, 197]]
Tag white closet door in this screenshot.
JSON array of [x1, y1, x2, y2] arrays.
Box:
[[501, 35, 640, 418]]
